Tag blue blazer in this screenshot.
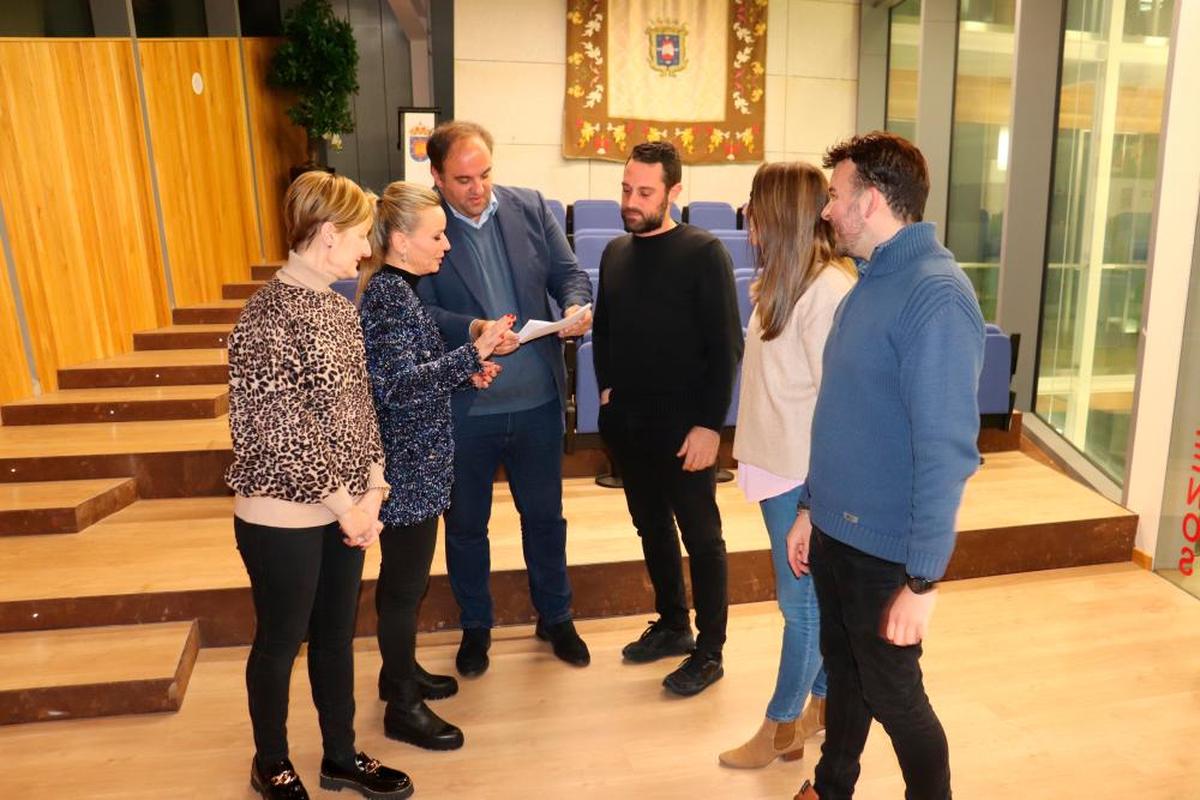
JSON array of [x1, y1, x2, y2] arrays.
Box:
[[416, 185, 592, 419]]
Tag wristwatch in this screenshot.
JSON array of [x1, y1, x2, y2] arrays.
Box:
[[905, 575, 937, 594]]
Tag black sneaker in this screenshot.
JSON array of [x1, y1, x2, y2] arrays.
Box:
[[250, 756, 309, 799], [621, 619, 696, 663], [535, 618, 591, 666], [663, 651, 724, 697], [456, 628, 491, 677], [319, 752, 413, 799]]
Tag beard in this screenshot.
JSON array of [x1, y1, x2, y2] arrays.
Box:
[[831, 207, 866, 258], [622, 196, 669, 234]]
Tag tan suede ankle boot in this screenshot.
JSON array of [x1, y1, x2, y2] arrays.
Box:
[[718, 717, 805, 768], [798, 697, 827, 740]]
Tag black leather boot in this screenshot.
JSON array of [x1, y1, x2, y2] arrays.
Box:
[[384, 681, 465, 751], [378, 661, 459, 702]]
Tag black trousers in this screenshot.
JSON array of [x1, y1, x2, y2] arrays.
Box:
[[234, 517, 364, 767], [810, 527, 951, 800], [376, 516, 439, 701], [600, 404, 728, 655]]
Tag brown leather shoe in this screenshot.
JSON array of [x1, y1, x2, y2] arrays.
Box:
[[794, 779, 819, 800]]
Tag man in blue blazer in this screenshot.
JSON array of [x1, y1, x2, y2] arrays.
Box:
[[416, 121, 593, 677]]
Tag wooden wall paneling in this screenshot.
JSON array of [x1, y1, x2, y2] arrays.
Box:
[[0, 40, 169, 394], [139, 39, 261, 305], [240, 37, 307, 262], [0, 241, 34, 404]]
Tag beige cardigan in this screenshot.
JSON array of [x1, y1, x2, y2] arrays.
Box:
[[732, 265, 855, 480]]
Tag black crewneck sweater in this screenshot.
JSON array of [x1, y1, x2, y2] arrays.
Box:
[[592, 223, 743, 431]]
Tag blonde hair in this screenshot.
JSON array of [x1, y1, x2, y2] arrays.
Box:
[[746, 162, 856, 341], [357, 181, 443, 299], [283, 171, 375, 253]]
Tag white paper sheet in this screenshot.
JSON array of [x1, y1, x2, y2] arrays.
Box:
[[515, 303, 592, 344]]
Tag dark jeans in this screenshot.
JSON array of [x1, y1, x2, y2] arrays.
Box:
[[234, 517, 364, 767], [599, 403, 728, 655], [444, 400, 573, 629], [376, 516, 438, 700], [810, 527, 951, 800]]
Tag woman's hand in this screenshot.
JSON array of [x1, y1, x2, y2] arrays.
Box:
[[786, 510, 813, 577], [470, 360, 502, 389], [339, 504, 381, 549], [474, 315, 517, 359]]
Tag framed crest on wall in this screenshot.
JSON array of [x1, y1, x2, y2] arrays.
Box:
[[396, 106, 440, 184]]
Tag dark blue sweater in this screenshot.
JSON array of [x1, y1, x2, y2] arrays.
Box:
[[360, 267, 481, 526], [801, 223, 984, 579]]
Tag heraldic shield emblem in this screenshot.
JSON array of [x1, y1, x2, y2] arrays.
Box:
[[647, 21, 688, 75], [408, 122, 431, 162]]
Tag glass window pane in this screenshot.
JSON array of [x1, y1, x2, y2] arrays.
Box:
[[886, 0, 921, 142], [946, 0, 1015, 321], [0, 0, 95, 37], [1034, 0, 1172, 484]]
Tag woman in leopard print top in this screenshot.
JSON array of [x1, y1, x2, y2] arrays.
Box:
[[359, 181, 511, 751], [225, 171, 411, 800]]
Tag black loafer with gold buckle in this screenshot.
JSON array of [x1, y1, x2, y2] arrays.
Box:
[[250, 756, 309, 799], [319, 752, 414, 799]]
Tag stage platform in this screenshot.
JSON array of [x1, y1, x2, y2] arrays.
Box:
[[0, 452, 1135, 649]]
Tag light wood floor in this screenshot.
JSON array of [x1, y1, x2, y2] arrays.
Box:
[[0, 563, 1194, 799], [0, 453, 1129, 603]]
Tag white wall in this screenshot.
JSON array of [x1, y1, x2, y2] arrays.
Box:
[[453, 0, 860, 207]]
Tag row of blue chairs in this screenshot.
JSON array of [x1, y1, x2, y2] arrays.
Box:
[[547, 199, 742, 235], [573, 228, 753, 272]]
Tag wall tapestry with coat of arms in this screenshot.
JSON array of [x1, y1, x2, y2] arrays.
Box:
[[562, 0, 768, 165]]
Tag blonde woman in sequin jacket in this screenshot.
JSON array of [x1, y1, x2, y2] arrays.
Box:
[[358, 182, 511, 752]]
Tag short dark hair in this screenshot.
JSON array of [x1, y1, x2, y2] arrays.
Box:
[[628, 141, 682, 189], [822, 132, 929, 223], [427, 120, 494, 173]]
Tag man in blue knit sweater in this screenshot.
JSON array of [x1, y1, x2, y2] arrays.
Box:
[[789, 133, 984, 800]]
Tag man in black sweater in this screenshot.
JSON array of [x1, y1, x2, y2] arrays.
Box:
[[593, 141, 744, 696]]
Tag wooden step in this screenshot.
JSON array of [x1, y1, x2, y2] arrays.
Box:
[[1, 386, 229, 425], [0, 454, 1137, 646], [134, 325, 232, 351], [0, 478, 137, 536], [221, 281, 266, 300], [251, 261, 283, 281], [172, 301, 244, 325], [0, 620, 199, 725], [58, 349, 228, 389]]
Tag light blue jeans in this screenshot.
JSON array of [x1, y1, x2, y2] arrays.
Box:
[[761, 484, 827, 722]]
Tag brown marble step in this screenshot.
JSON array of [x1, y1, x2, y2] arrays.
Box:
[[251, 261, 283, 281], [134, 325, 232, 351], [0, 478, 137, 536], [58, 349, 228, 389], [1, 386, 229, 425], [171, 301, 244, 325], [0, 620, 199, 725], [221, 281, 266, 300]]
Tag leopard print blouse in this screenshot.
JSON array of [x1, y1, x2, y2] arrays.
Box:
[[225, 276, 385, 508]]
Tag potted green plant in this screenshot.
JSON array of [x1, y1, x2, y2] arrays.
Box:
[[269, 0, 359, 174]]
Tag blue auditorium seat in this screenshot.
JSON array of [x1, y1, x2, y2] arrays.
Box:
[[734, 275, 754, 326], [575, 341, 600, 434], [687, 201, 737, 231], [574, 230, 622, 271], [546, 199, 567, 234], [572, 199, 623, 232], [978, 327, 1013, 416], [717, 230, 754, 272], [332, 279, 357, 302]]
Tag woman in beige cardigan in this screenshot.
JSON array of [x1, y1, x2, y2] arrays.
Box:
[[719, 162, 856, 769]]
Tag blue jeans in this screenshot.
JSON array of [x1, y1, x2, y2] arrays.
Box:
[[761, 484, 827, 721], [444, 400, 573, 629]]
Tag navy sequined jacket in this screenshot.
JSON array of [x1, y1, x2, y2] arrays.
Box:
[[361, 266, 482, 526]]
